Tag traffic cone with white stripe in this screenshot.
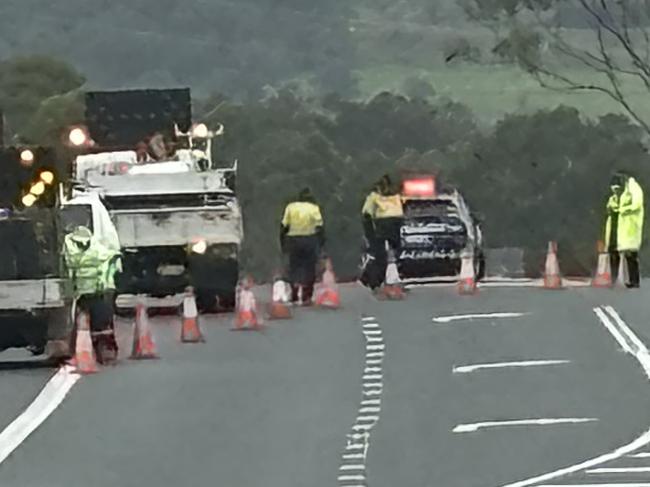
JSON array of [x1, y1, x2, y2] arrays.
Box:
[[380, 247, 405, 300], [233, 276, 263, 330], [181, 286, 205, 343], [73, 311, 98, 374], [592, 241, 612, 288], [130, 301, 159, 359], [458, 251, 477, 295], [314, 258, 341, 309], [543, 241, 563, 289], [268, 275, 292, 320]]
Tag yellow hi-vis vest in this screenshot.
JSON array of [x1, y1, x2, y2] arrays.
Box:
[[362, 192, 403, 219], [605, 177, 644, 251], [281, 201, 323, 237]]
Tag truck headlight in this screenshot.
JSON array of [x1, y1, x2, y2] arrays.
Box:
[[191, 239, 207, 254]]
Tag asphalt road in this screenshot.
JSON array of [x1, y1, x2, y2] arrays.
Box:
[[1, 283, 650, 487]]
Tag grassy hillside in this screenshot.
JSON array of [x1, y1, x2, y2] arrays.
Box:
[[358, 64, 650, 123]]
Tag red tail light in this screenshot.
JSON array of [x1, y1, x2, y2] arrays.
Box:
[[403, 178, 436, 197]]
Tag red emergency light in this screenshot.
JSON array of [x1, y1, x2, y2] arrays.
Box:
[[403, 177, 436, 197]]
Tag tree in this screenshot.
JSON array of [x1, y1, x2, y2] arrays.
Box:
[[0, 56, 85, 141], [460, 0, 650, 136]]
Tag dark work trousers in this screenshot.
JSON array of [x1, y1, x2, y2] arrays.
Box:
[[366, 217, 402, 290], [286, 235, 319, 302], [610, 251, 641, 288]]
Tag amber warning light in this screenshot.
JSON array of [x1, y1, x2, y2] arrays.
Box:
[[403, 177, 436, 197]]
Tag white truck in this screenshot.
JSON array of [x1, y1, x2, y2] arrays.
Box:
[[62, 124, 243, 311]]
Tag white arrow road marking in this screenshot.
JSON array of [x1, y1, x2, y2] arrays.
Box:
[[0, 365, 81, 465], [433, 312, 528, 323], [454, 417, 597, 433], [453, 360, 570, 374]]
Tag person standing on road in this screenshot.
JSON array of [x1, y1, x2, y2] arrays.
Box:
[[280, 187, 325, 305], [605, 171, 644, 288], [63, 226, 121, 362], [361, 174, 404, 290]]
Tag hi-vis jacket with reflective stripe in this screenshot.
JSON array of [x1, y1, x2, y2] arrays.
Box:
[[63, 235, 120, 297], [605, 177, 644, 252]]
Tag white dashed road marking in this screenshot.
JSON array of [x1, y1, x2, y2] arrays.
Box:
[[338, 317, 385, 485], [432, 312, 528, 323], [453, 360, 570, 374], [453, 418, 597, 433]]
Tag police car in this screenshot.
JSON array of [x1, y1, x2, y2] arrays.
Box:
[[396, 176, 485, 282]]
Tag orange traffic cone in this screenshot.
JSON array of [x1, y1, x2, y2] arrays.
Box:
[[379, 247, 405, 300], [315, 258, 341, 309], [592, 241, 612, 288], [233, 277, 263, 330], [130, 302, 159, 359], [181, 287, 205, 343], [458, 251, 477, 295], [543, 241, 563, 289], [74, 311, 98, 374], [268, 277, 292, 319]]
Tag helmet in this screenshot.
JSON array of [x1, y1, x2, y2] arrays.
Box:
[[70, 226, 92, 245]]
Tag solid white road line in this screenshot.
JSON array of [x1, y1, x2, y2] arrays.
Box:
[[594, 307, 634, 354], [539, 484, 650, 487], [498, 428, 650, 486], [596, 307, 650, 379], [588, 467, 650, 473], [0, 365, 81, 465], [498, 306, 650, 487], [605, 306, 648, 354], [629, 453, 650, 458], [453, 360, 570, 374], [432, 312, 527, 323], [454, 417, 597, 433]]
